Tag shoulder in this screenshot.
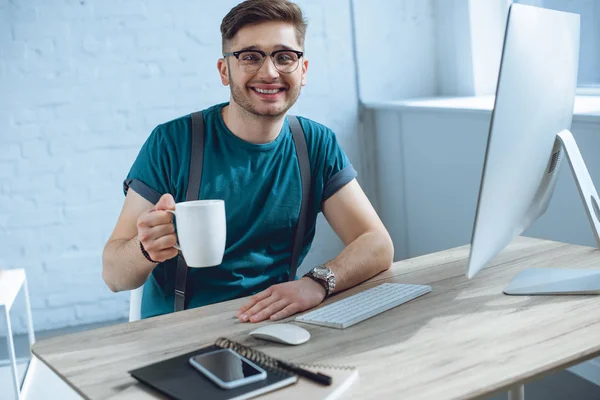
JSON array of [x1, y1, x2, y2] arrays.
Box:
[[294, 115, 336, 140], [148, 103, 224, 148], [293, 115, 339, 155], [202, 102, 226, 118], [139, 114, 191, 160], [151, 114, 191, 144]]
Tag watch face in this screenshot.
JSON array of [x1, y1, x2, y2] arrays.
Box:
[[314, 266, 329, 277]]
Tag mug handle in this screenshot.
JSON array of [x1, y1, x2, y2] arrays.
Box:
[[165, 210, 182, 251]]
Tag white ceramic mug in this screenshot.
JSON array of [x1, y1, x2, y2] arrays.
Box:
[[166, 200, 226, 268]]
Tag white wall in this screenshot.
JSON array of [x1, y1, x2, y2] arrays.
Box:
[[352, 0, 438, 101], [518, 0, 600, 86], [353, 0, 507, 100], [435, 0, 475, 96], [1, 0, 368, 334]]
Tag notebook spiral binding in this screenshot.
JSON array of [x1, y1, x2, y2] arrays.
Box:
[[214, 337, 355, 373]]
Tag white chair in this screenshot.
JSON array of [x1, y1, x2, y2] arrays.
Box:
[[1, 269, 35, 400], [129, 285, 144, 322]]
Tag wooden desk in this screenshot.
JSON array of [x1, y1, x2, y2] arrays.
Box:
[[32, 237, 600, 399]]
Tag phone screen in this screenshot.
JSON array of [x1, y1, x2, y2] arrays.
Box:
[[190, 349, 264, 383]]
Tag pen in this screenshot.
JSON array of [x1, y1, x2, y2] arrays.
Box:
[[213, 337, 333, 386], [276, 360, 332, 386]]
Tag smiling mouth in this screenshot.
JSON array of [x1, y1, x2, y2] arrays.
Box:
[[250, 87, 285, 95]]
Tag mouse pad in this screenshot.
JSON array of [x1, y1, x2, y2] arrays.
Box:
[[129, 345, 297, 400]]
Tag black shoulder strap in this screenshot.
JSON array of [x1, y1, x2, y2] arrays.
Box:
[[174, 111, 204, 312], [289, 116, 311, 281]]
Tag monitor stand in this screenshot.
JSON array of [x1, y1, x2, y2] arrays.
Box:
[[504, 129, 600, 296]]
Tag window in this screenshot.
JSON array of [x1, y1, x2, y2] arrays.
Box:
[[515, 0, 600, 92]]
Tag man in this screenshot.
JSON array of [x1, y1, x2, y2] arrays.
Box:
[[102, 0, 393, 323]]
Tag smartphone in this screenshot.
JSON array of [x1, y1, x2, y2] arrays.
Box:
[[189, 348, 267, 389]]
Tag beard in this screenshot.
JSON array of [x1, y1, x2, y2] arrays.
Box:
[[229, 77, 301, 119]]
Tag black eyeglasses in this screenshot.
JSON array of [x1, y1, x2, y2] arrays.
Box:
[[223, 49, 304, 74]]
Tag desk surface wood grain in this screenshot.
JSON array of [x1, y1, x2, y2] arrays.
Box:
[[32, 237, 600, 400]]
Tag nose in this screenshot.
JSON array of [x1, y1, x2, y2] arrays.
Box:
[[256, 56, 279, 80]]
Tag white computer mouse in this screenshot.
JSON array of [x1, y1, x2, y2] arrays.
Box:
[[249, 323, 311, 345]]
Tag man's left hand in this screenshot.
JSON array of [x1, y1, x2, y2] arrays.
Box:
[[237, 277, 326, 323]]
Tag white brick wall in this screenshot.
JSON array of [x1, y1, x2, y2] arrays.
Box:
[[353, 0, 437, 101], [1, 0, 367, 334]]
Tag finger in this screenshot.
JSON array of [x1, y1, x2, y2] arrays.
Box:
[[138, 223, 175, 244], [144, 234, 178, 262], [147, 234, 178, 253], [270, 303, 302, 321], [150, 248, 179, 262], [237, 288, 272, 316], [153, 194, 176, 211], [250, 299, 290, 323], [238, 294, 279, 322], [138, 210, 173, 229], [148, 223, 176, 241], [148, 210, 174, 227], [244, 293, 281, 318]]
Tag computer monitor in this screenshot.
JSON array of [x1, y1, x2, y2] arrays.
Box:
[[467, 3, 600, 294]]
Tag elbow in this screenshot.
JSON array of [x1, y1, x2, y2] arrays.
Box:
[[102, 266, 120, 293], [380, 230, 394, 272], [103, 272, 120, 293], [102, 250, 120, 293]]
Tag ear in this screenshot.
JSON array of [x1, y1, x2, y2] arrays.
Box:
[[301, 58, 308, 86], [217, 58, 230, 86]]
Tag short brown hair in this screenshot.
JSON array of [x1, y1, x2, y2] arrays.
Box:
[[220, 0, 308, 52]]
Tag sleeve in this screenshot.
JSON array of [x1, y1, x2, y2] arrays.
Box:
[[321, 132, 357, 202], [123, 125, 170, 205]]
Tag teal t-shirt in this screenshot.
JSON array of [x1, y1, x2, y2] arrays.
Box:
[[124, 103, 357, 319]]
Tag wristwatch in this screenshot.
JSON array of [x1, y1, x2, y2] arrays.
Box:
[[305, 265, 336, 297]]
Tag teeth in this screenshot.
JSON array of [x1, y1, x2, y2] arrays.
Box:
[[255, 88, 280, 94]]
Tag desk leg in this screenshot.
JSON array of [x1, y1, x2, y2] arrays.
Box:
[[2, 305, 21, 400], [508, 384, 525, 400]]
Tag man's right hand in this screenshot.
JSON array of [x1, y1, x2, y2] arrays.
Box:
[[136, 194, 179, 263]]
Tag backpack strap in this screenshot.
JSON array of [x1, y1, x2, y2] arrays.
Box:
[[289, 116, 311, 281], [174, 111, 205, 312]]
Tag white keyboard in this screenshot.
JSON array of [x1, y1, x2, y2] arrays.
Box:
[[295, 283, 431, 329]]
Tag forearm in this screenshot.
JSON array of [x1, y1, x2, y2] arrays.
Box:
[[102, 236, 156, 292], [324, 230, 394, 294]]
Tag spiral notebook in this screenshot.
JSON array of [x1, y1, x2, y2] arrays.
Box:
[[129, 338, 357, 400]]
